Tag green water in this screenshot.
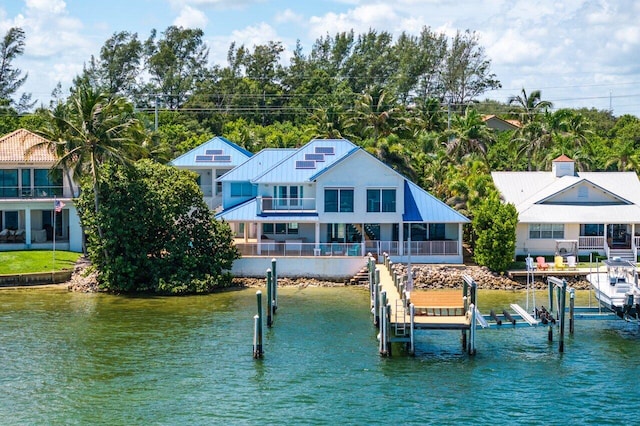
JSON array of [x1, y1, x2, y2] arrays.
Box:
[[0, 286, 638, 424]]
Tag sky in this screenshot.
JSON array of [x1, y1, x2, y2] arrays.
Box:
[[1, 0, 639, 116]]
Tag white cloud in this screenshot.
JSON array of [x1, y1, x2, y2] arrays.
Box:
[[309, 4, 397, 39], [25, 0, 66, 15], [168, 0, 265, 9], [173, 5, 209, 29], [275, 8, 303, 25]]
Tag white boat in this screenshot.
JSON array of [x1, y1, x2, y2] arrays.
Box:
[[586, 258, 640, 318]]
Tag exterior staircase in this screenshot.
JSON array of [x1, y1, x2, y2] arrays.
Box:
[[348, 265, 370, 285], [609, 248, 636, 262]]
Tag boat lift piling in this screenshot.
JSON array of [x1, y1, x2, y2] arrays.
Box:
[[271, 258, 278, 313], [546, 276, 572, 353], [266, 269, 274, 328]]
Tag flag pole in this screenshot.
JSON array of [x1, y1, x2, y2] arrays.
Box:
[[53, 198, 56, 273]]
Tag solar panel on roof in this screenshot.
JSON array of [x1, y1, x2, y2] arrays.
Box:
[[195, 155, 214, 162], [295, 160, 316, 169], [205, 149, 224, 155], [305, 153, 325, 161], [213, 155, 231, 162], [315, 146, 334, 155]]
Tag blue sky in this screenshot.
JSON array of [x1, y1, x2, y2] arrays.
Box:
[[1, 0, 639, 116]]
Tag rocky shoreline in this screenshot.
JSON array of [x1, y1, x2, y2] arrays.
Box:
[[67, 258, 591, 293]]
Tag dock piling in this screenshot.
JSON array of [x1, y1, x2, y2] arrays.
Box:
[[253, 291, 264, 358], [266, 268, 273, 328], [271, 258, 278, 313]]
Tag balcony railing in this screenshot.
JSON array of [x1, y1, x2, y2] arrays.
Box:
[[257, 196, 316, 213], [0, 186, 64, 199], [578, 236, 604, 250], [234, 240, 459, 257]]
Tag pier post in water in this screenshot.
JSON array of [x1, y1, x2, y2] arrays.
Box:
[[569, 288, 575, 334], [271, 258, 278, 313], [547, 279, 554, 342], [266, 269, 273, 328], [253, 291, 264, 358], [558, 280, 567, 353]]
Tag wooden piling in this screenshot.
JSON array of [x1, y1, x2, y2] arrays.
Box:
[[569, 288, 575, 334], [547, 279, 554, 342], [558, 280, 567, 353], [253, 291, 264, 358], [469, 303, 476, 355], [266, 269, 273, 328], [271, 258, 278, 313], [409, 303, 415, 356]]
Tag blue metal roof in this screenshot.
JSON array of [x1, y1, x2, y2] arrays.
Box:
[[219, 148, 296, 182], [170, 136, 252, 167], [252, 139, 358, 183], [403, 180, 470, 223], [215, 197, 319, 222]]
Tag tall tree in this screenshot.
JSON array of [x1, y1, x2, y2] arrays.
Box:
[[0, 27, 30, 106], [144, 26, 209, 109], [440, 30, 501, 108], [508, 88, 553, 125], [441, 108, 493, 164], [39, 84, 146, 260]]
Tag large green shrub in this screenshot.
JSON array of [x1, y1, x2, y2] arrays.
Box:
[[76, 159, 239, 293], [472, 194, 518, 272]]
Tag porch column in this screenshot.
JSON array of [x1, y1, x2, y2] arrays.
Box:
[[398, 222, 404, 256], [361, 222, 365, 256], [25, 207, 31, 247], [256, 222, 262, 255], [315, 222, 320, 249], [458, 223, 463, 259], [243, 222, 248, 242]]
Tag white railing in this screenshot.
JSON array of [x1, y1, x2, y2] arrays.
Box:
[[578, 236, 604, 250], [257, 197, 316, 212], [404, 240, 459, 256]]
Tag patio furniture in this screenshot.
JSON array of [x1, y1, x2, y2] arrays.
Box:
[[554, 255, 566, 270], [566, 256, 577, 270], [525, 256, 536, 271], [536, 256, 549, 271], [0, 229, 9, 242]]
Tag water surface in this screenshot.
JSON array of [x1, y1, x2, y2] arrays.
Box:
[[0, 286, 638, 424]]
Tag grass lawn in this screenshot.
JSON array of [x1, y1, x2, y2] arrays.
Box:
[[0, 251, 82, 275]]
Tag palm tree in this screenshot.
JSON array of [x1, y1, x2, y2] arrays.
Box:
[[346, 86, 408, 143], [508, 88, 553, 125], [39, 83, 146, 260], [441, 108, 493, 165]]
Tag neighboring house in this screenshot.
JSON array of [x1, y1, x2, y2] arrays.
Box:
[[0, 129, 82, 252], [492, 155, 640, 261], [482, 115, 521, 131], [170, 136, 253, 211], [208, 138, 469, 277]]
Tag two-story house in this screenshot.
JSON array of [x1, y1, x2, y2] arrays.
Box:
[[0, 129, 82, 252], [207, 138, 469, 277]]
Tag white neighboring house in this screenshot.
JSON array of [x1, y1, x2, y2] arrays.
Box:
[[492, 155, 640, 262], [0, 129, 82, 252], [208, 138, 469, 277], [170, 136, 253, 211]]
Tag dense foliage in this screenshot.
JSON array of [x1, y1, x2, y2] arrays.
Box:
[[2, 25, 639, 274], [472, 195, 518, 272], [76, 160, 239, 293]]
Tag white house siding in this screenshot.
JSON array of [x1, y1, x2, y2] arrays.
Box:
[[516, 223, 581, 256]]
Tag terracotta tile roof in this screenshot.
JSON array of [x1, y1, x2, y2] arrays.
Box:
[[553, 154, 574, 162], [0, 129, 57, 163]]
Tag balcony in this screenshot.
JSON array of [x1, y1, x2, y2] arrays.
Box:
[[257, 196, 316, 214], [0, 186, 64, 199]]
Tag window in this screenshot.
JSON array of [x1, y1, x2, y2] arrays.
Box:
[[230, 182, 254, 197], [324, 188, 354, 212], [529, 224, 564, 239], [263, 222, 299, 235], [34, 169, 62, 197], [0, 169, 18, 197], [367, 189, 396, 212], [274, 185, 303, 207], [580, 224, 604, 236]]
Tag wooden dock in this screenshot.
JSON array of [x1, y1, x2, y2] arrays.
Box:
[[370, 255, 478, 356]]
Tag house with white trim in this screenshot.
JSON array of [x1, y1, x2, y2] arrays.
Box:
[[184, 138, 469, 277], [171, 136, 253, 210], [492, 155, 640, 261], [0, 129, 82, 252]]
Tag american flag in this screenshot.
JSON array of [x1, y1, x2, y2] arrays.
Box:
[[54, 199, 65, 213]]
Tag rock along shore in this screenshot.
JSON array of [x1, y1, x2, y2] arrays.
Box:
[[66, 259, 591, 293]]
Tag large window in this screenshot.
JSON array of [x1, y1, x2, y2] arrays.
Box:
[[34, 169, 62, 197], [529, 224, 564, 239], [0, 169, 18, 197], [324, 188, 354, 212], [274, 185, 303, 207], [230, 182, 254, 197], [367, 189, 396, 212]]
